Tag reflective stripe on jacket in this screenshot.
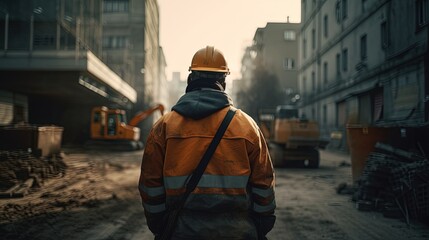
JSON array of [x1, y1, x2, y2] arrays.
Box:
[[139, 106, 275, 239]]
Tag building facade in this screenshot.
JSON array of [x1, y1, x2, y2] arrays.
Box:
[[0, 0, 138, 143], [240, 22, 301, 105], [299, 0, 429, 151], [0, 0, 164, 144], [102, 0, 162, 141]]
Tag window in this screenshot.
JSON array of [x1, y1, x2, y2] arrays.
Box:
[[323, 15, 328, 38], [381, 21, 389, 49], [283, 58, 295, 70], [342, 0, 348, 19], [303, 38, 307, 58], [323, 62, 328, 83], [104, 0, 129, 13], [335, 1, 341, 23], [284, 30, 296, 40], [103, 36, 128, 49], [323, 105, 327, 125], [336, 53, 341, 75], [312, 29, 316, 49], [360, 34, 367, 61], [416, 0, 429, 28], [342, 48, 348, 71], [303, 0, 307, 19], [336, 0, 348, 22], [311, 71, 316, 92], [362, 0, 368, 13]]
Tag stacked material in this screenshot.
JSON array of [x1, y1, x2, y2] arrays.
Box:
[[355, 143, 428, 223]]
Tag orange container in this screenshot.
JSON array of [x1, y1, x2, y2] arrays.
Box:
[[346, 125, 389, 183]]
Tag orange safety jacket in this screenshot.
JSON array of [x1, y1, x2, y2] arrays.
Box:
[[139, 88, 276, 239]]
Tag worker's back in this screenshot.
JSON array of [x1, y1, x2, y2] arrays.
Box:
[[159, 106, 260, 239]]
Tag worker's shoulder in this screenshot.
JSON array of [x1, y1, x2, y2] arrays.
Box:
[[233, 108, 258, 126], [229, 108, 262, 141], [150, 111, 175, 128]]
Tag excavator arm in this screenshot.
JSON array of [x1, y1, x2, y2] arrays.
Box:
[[128, 104, 165, 127]]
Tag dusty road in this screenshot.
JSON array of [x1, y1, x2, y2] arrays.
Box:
[[0, 148, 428, 240]]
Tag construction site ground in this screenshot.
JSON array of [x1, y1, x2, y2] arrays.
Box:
[[0, 147, 429, 240]]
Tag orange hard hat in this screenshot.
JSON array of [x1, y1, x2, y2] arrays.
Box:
[[188, 46, 230, 74]]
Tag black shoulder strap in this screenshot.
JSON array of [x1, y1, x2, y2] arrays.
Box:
[[184, 108, 236, 194]]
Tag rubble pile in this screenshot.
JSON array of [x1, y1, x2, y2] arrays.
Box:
[[355, 143, 429, 223], [0, 150, 67, 198]]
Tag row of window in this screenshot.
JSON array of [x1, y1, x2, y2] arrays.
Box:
[[283, 30, 297, 70], [304, 0, 372, 24], [311, 89, 383, 127], [316, 0, 427, 41], [102, 36, 129, 49], [301, 29, 373, 93], [104, 0, 129, 13], [302, 0, 348, 22], [303, 20, 388, 61], [302, 48, 347, 94], [303, 39, 366, 92]]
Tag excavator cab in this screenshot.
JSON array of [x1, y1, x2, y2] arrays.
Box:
[[87, 104, 164, 150], [90, 106, 140, 141]]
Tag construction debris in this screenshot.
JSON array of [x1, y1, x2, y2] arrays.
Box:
[[353, 142, 429, 223], [0, 150, 67, 198]]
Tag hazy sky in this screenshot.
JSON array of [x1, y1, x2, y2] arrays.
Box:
[[157, 0, 301, 81]]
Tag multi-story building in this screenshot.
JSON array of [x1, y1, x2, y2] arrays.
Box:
[[102, 0, 162, 141], [299, 0, 429, 151], [240, 21, 301, 104], [142, 0, 160, 106], [0, 0, 164, 144], [0, 0, 136, 143]]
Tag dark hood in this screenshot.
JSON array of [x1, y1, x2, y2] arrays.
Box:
[[172, 89, 233, 119]]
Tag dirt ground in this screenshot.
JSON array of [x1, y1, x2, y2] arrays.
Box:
[[0, 148, 428, 240]]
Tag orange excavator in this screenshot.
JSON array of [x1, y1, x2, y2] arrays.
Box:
[[86, 104, 164, 150]]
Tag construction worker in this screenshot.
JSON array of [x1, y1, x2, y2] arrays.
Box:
[[139, 46, 276, 239]]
